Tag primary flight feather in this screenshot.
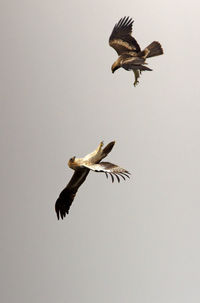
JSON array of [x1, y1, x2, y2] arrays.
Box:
[[55, 141, 130, 219], [109, 16, 163, 86]]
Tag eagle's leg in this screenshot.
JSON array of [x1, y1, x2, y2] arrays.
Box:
[[133, 70, 140, 86], [83, 141, 104, 161], [96, 141, 104, 153]]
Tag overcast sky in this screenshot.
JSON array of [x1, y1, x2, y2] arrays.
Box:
[[1, 0, 200, 302]]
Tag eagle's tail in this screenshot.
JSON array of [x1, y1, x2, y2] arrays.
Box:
[[140, 41, 163, 58]]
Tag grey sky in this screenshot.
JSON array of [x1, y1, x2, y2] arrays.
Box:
[[1, 0, 200, 302]]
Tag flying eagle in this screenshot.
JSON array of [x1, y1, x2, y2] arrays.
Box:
[[109, 16, 163, 86], [55, 141, 130, 219]]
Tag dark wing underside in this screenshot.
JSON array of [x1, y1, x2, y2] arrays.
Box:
[[109, 16, 141, 55], [83, 162, 131, 183], [55, 168, 89, 219]]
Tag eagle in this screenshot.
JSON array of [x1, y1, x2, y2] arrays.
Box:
[[55, 141, 130, 219], [109, 16, 163, 86]]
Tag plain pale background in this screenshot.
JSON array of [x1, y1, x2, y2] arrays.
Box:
[[1, 0, 200, 302]]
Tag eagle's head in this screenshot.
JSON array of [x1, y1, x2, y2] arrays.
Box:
[[111, 61, 120, 73], [68, 156, 76, 169]]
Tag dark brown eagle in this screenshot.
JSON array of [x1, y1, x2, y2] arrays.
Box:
[[55, 141, 130, 219], [109, 16, 163, 86]]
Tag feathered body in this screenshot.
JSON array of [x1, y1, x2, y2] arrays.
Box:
[[55, 141, 130, 219], [109, 17, 163, 86]]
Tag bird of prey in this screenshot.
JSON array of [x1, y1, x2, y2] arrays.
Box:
[[109, 16, 163, 86], [55, 141, 130, 219]]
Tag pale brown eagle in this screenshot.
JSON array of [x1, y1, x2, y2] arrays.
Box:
[[55, 141, 130, 219], [109, 16, 163, 86]]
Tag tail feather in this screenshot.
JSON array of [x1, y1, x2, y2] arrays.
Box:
[[140, 41, 163, 58]]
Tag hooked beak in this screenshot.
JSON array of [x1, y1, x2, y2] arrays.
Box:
[[111, 65, 120, 74]]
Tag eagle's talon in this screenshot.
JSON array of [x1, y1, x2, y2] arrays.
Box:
[[98, 141, 104, 150], [134, 80, 139, 87]]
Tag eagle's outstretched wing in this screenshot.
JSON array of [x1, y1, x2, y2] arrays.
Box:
[[109, 16, 141, 55], [83, 162, 130, 183], [55, 168, 89, 219]]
